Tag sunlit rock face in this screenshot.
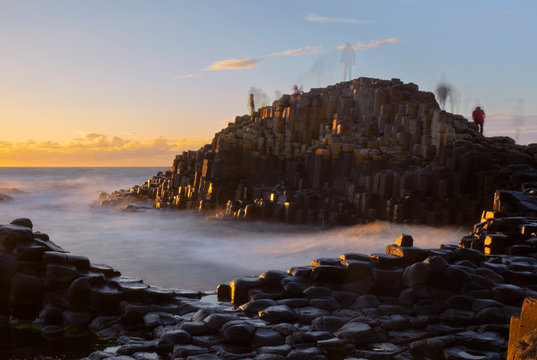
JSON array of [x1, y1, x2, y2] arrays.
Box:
[[101, 77, 537, 226]]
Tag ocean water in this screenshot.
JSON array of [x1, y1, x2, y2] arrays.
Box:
[[0, 167, 471, 291]]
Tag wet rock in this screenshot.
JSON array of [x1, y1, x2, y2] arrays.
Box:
[[45, 264, 78, 292], [256, 353, 286, 360], [62, 310, 93, 329], [181, 321, 209, 336], [351, 294, 380, 308], [258, 305, 296, 323], [412, 298, 447, 315], [287, 347, 325, 360], [259, 270, 287, 285], [230, 277, 264, 305], [117, 342, 158, 356], [277, 298, 308, 308], [203, 313, 239, 332], [372, 268, 403, 295], [410, 334, 458, 358], [257, 343, 292, 356], [398, 287, 429, 307], [395, 234, 414, 247], [0, 224, 34, 254], [443, 345, 500, 360], [239, 299, 277, 314], [303, 285, 331, 298], [10, 218, 33, 229], [402, 262, 433, 288], [341, 260, 372, 281], [171, 344, 207, 359], [310, 265, 346, 283], [442, 265, 473, 291], [251, 327, 285, 347], [493, 283, 526, 305], [334, 322, 375, 344], [309, 297, 340, 311], [295, 306, 329, 323], [285, 331, 317, 347], [222, 322, 255, 344], [90, 285, 121, 315], [330, 290, 357, 307], [216, 283, 231, 302]]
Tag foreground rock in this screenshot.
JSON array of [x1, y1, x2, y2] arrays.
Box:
[[3, 185, 537, 360], [99, 77, 537, 227]]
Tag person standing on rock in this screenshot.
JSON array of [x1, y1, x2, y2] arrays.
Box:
[[472, 106, 485, 135], [341, 42, 355, 81], [248, 93, 255, 116]]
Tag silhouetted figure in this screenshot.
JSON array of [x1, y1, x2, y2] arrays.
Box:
[[341, 42, 355, 81], [292, 85, 299, 95], [472, 106, 485, 135], [248, 93, 255, 115], [436, 83, 451, 110]]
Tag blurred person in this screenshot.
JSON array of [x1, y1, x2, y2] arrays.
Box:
[[436, 83, 451, 110], [341, 42, 355, 81], [472, 106, 485, 135], [249, 93, 255, 116]]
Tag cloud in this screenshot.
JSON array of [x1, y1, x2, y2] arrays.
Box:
[[204, 58, 265, 71], [500, 10, 511, 16], [339, 38, 402, 51], [204, 45, 320, 71], [270, 46, 321, 57], [172, 73, 199, 80], [304, 14, 368, 25], [0, 133, 210, 166]]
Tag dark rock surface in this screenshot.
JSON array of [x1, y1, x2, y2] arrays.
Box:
[[98, 78, 537, 227], [2, 185, 537, 359]]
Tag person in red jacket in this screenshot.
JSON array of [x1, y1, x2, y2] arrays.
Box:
[[472, 106, 485, 135]]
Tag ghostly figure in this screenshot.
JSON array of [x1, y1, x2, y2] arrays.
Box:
[[436, 83, 451, 110], [248, 93, 254, 115], [341, 42, 356, 81]]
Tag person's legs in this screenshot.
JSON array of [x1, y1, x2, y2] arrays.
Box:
[[479, 123, 483, 135]]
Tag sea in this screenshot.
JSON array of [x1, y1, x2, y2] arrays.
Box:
[[0, 167, 471, 291]]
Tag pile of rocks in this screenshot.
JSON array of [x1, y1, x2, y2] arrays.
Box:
[[3, 191, 537, 359], [100, 78, 537, 226]]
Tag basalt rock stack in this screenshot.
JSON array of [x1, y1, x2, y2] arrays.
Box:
[[104, 77, 537, 226]]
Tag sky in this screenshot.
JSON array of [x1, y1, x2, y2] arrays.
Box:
[[0, 0, 536, 166]]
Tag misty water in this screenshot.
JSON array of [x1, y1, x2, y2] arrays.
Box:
[[0, 167, 471, 291]]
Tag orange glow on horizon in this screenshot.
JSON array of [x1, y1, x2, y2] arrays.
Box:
[[0, 134, 210, 167]]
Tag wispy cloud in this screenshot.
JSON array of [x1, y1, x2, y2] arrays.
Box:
[[339, 38, 402, 51], [204, 58, 265, 71], [500, 10, 511, 16], [0, 133, 210, 166], [204, 45, 320, 71], [305, 14, 368, 25], [270, 46, 321, 57], [172, 73, 199, 80]]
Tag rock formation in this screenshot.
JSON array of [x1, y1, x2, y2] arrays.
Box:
[[2, 186, 537, 359], [101, 78, 537, 226]]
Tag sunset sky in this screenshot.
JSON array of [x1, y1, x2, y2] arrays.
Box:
[[1, 0, 535, 166]]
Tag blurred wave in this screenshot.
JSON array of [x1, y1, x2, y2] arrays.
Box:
[[0, 167, 471, 290]]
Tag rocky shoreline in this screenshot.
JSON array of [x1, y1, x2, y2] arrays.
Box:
[[1, 187, 537, 359]]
